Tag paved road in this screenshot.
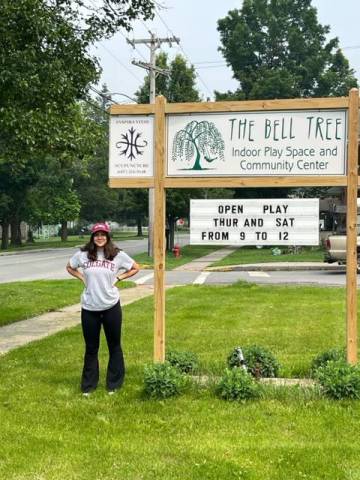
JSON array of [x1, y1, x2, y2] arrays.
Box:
[[133, 267, 351, 287], [0, 237, 353, 287], [0, 236, 191, 284], [0, 238, 148, 283]]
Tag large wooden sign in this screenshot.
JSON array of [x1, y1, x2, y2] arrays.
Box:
[[190, 199, 319, 246], [109, 91, 359, 365], [167, 110, 347, 176]]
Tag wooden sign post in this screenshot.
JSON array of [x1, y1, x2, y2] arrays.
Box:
[[109, 90, 359, 364]]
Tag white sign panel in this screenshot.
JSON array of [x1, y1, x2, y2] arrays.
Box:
[[109, 115, 154, 177], [190, 199, 319, 246], [168, 110, 347, 176]]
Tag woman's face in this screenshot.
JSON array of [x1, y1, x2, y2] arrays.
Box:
[[93, 231, 108, 248]]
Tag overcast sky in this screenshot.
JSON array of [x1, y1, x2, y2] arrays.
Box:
[[91, 0, 360, 102]]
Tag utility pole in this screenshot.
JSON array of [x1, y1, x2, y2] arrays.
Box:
[[128, 32, 179, 256]]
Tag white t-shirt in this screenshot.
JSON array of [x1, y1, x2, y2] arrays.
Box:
[[69, 249, 134, 311]]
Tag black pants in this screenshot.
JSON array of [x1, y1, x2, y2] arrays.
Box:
[[81, 301, 125, 393]]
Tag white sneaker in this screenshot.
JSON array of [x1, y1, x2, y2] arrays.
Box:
[[108, 390, 115, 395], [82, 392, 90, 397]]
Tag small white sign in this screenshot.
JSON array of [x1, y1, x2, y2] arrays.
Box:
[[109, 115, 154, 177], [190, 199, 319, 245], [168, 110, 347, 177]]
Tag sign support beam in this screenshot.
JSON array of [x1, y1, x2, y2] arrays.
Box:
[[153, 95, 166, 362], [346, 88, 359, 364]]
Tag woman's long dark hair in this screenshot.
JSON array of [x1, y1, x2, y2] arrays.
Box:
[[81, 232, 120, 261]]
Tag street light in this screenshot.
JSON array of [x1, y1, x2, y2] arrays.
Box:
[[104, 91, 137, 105]]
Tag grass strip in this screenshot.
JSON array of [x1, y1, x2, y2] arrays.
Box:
[[212, 246, 325, 267], [0, 282, 359, 479], [0, 280, 135, 327]]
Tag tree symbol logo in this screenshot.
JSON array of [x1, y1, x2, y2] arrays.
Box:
[[116, 127, 148, 160], [171, 120, 225, 170]]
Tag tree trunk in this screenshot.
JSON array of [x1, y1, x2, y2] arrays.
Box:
[[168, 217, 176, 251], [10, 218, 22, 246], [60, 221, 68, 241], [1, 222, 10, 250], [27, 228, 35, 243], [136, 216, 143, 237]]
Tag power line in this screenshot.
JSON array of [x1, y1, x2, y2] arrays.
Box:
[[96, 42, 143, 83], [87, 0, 144, 82], [153, 7, 213, 98], [89, 85, 117, 105], [118, 29, 148, 62]]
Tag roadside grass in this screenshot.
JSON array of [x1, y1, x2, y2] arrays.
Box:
[[1, 282, 359, 479], [134, 245, 220, 270], [212, 245, 325, 267], [0, 232, 146, 252], [0, 280, 135, 327]]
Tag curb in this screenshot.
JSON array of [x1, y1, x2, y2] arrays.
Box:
[[0, 246, 81, 256], [206, 263, 346, 272]]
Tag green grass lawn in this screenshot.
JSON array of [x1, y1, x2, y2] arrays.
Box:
[[212, 246, 325, 267], [134, 245, 220, 270], [1, 282, 360, 479], [0, 280, 135, 327]]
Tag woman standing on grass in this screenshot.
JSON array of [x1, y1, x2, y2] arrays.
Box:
[[66, 222, 139, 396]]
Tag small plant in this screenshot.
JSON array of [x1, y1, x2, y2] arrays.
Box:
[[216, 368, 261, 401], [227, 345, 280, 378], [143, 362, 188, 399], [166, 350, 199, 373], [310, 348, 346, 376], [315, 359, 360, 399]]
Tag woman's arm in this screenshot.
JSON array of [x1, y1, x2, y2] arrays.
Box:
[[116, 261, 140, 282], [66, 262, 86, 285]]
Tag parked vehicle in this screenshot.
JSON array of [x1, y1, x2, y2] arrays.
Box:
[[324, 235, 360, 265], [324, 200, 360, 265]]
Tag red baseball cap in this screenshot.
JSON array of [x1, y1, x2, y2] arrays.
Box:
[[91, 222, 110, 234]]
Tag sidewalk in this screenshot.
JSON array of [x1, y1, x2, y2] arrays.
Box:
[[173, 247, 237, 271], [0, 285, 154, 356]]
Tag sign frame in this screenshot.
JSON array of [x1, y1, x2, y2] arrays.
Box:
[[109, 91, 359, 365]]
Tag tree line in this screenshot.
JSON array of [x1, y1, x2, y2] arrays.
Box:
[[0, 0, 357, 249]]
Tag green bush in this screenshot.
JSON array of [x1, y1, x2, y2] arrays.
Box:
[[143, 362, 188, 399], [315, 359, 360, 399], [216, 368, 261, 402], [227, 345, 280, 378], [166, 350, 199, 373], [310, 348, 346, 376]]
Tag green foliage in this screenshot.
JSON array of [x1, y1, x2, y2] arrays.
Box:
[[216, 368, 261, 401], [311, 347, 346, 376], [135, 52, 201, 104], [143, 362, 188, 399], [315, 360, 360, 399], [217, 0, 358, 100], [228, 345, 280, 378], [166, 350, 199, 373], [0, 0, 155, 244]]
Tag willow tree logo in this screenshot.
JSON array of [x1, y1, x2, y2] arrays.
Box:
[[171, 120, 225, 170], [116, 126, 148, 160]]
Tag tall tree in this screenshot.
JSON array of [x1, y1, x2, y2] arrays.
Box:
[[217, 0, 358, 100], [0, 0, 155, 247], [135, 52, 201, 103]]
